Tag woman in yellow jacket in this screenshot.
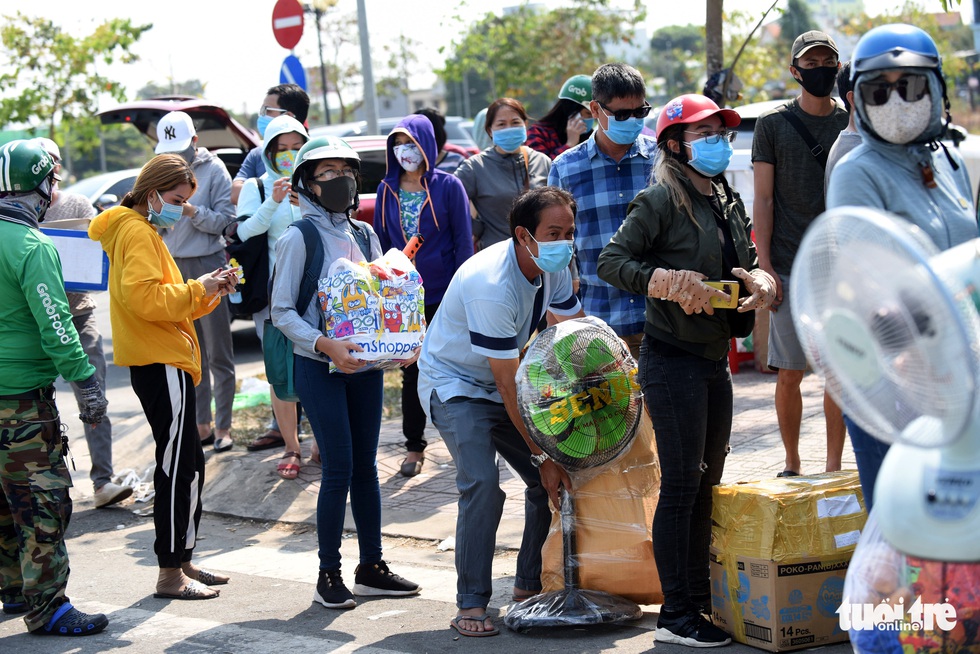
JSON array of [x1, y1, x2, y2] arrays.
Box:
[[89, 154, 237, 600]]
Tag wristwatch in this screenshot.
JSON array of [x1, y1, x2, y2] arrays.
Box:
[[530, 452, 550, 468]]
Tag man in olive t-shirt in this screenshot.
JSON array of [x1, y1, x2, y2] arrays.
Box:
[[752, 31, 849, 477]]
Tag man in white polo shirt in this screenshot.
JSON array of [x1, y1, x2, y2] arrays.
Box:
[[418, 186, 584, 638]]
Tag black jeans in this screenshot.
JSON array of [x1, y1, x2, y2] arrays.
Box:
[[640, 335, 732, 613], [401, 302, 440, 453]]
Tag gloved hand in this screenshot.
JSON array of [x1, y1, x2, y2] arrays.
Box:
[[647, 268, 728, 316], [732, 267, 777, 313], [77, 375, 108, 425]]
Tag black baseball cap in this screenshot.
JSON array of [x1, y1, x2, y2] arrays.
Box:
[[792, 30, 839, 60]]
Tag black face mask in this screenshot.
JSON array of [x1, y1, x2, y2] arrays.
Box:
[[794, 65, 838, 98], [311, 176, 358, 214]]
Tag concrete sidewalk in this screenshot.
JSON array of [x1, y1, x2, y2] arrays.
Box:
[[57, 304, 854, 551]]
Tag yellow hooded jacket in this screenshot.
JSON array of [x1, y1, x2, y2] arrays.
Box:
[[89, 206, 217, 385]]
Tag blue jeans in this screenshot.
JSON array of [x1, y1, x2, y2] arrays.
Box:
[[844, 415, 890, 510], [428, 392, 548, 610], [641, 335, 732, 613], [294, 356, 384, 571]]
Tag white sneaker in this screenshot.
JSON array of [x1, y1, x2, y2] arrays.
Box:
[[94, 482, 134, 508]]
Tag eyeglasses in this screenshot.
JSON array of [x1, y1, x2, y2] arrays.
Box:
[[598, 101, 653, 122], [860, 74, 930, 107], [313, 167, 356, 181], [684, 130, 737, 144], [259, 105, 290, 117]]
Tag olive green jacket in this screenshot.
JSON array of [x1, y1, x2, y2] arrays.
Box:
[[597, 174, 757, 361]]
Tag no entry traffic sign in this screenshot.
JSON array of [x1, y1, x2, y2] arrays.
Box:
[[272, 0, 304, 50]]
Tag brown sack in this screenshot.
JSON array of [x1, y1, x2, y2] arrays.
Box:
[[540, 413, 664, 605]]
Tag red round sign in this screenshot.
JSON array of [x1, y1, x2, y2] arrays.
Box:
[[272, 0, 304, 50]]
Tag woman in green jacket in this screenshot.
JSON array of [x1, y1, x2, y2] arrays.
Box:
[[597, 94, 775, 649]]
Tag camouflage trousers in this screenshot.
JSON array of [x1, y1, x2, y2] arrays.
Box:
[[0, 394, 73, 633]]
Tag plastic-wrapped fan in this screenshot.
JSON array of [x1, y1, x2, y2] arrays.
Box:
[[506, 316, 644, 631], [517, 316, 642, 473]]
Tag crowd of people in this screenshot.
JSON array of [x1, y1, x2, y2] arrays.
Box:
[[0, 21, 971, 648]]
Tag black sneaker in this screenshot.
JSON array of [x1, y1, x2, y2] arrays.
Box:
[[313, 569, 356, 609], [32, 603, 108, 637], [352, 560, 420, 597], [655, 609, 731, 648]]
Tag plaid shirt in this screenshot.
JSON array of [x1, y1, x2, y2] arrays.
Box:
[[527, 122, 571, 160], [548, 133, 658, 336]]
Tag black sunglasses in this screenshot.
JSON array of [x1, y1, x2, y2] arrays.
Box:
[[598, 101, 653, 122], [860, 74, 930, 107]]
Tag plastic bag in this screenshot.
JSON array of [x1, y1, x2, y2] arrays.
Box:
[[540, 412, 663, 605], [843, 510, 980, 653], [319, 248, 425, 372]]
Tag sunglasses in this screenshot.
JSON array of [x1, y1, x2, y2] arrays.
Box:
[[598, 101, 653, 122], [860, 74, 930, 107]]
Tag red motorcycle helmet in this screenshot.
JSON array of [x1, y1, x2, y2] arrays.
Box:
[[655, 94, 740, 142]]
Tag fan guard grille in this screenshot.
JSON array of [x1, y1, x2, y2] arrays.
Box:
[[517, 317, 642, 472]]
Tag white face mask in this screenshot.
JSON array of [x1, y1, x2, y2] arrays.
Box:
[[393, 143, 423, 172], [864, 92, 933, 145]]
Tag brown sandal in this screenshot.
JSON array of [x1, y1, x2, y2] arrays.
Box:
[[277, 451, 301, 480]]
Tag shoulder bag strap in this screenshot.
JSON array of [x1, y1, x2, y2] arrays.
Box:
[[776, 104, 828, 169], [520, 146, 531, 191]]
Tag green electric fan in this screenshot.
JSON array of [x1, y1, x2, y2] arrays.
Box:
[[505, 316, 644, 630]]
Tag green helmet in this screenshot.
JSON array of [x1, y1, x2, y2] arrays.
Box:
[[558, 74, 592, 107], [291, 135, 361, 188], [0, 139, 57, 194], [292, 135, 361, 214]]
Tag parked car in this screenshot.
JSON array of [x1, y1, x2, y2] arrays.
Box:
[[96, 96, 260, 178], [62, 168, 141, 212], [724, 99, 980, 219], [310, 115, 480, 155]]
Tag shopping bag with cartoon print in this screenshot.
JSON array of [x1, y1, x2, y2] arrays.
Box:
[[319, 248, 425, 372]]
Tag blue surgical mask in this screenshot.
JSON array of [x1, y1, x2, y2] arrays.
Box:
[[583, 118, 595, 132], [685, 137, 734, 177], [148, 191, 183, 228], [257, 114, 273, 138], [492, 125, 527, 152], [526, 234, 574, 273], [599, 108, 644, 145]]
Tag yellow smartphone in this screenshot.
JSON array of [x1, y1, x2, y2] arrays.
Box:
[[705, 281, 739, 310]]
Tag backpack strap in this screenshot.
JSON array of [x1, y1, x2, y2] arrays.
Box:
[[254, 176, 265, 203], [776, 104, 828, 169], [293, 219, 324, 318]]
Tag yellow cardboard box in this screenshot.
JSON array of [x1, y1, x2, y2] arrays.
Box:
[[710, 471, 867, 651]]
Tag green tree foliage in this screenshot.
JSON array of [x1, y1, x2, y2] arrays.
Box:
[[779, 0, 819, 50], [839, 3, 972, 83], [439, 0, 647, 118], [649, 25, 705, 100], [0, 13, 151, 143], [62, 124, 153, 184]]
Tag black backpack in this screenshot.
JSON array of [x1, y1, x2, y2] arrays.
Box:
[[223, 178, 269, 319]]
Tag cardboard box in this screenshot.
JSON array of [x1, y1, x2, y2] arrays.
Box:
[[710, 548, 851, 651], [710, 471, 867, 652]]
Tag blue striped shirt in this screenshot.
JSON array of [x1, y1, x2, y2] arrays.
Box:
[[548, 134, 657, 336]]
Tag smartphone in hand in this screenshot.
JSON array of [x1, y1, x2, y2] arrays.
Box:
[[705, 281, 739, 309]]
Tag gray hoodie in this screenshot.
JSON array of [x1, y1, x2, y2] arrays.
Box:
[[161, 148, 235, 258], [826, 70, 978, 250], [270, 196, 381, 361]]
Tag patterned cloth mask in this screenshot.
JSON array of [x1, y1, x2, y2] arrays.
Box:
[[393, 143, 424, 172], [864, 92, 933, 144]]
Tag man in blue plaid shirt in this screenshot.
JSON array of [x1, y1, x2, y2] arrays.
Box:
[[549, 63, 657, 357]]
